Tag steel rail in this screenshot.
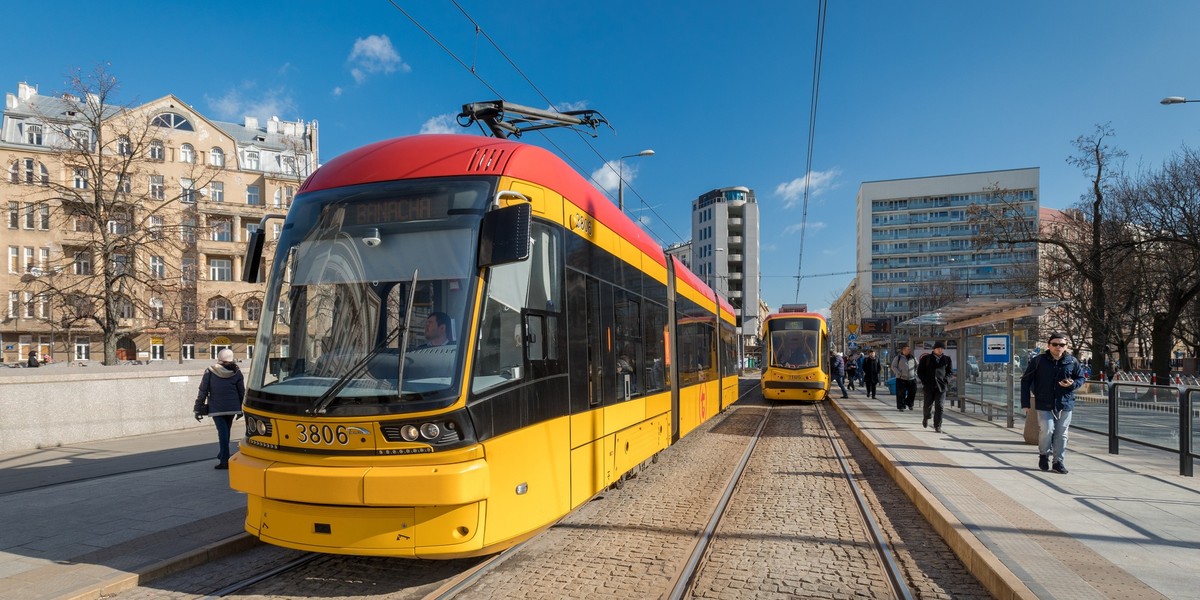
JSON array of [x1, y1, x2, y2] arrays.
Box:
[[201, 552, 322, 598]]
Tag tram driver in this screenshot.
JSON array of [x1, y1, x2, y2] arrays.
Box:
[[776, 332, 814, 368]]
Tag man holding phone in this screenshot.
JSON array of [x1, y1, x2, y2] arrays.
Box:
[[1020, 333, 1086, 474]]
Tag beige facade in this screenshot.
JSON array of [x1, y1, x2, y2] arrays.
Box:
[[1, 81, 317, 365]]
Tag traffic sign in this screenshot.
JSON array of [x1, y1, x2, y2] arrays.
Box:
[[848, 341, 859, 350], [848, 324, 858, 334], [847, 334, 858, 342]]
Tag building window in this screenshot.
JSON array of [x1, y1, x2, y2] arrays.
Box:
[[39, 205, 50, 230], [23, 203, 35, 229], [180, 143, 195, 163], [150, 256, 165, 279], [111, 254, 130, 276], [182, 256, 197, 281], [181, 178, 195, 203], [272, 223, 281, 240], [210, 181, 224, 202], [8, 246, 17, 273], [73, 169, 89, 189], [8, 291, 17, 318], [39, 247, 49, 270], [181, 218, 196, 244], [24, 247, 34, 273], [211, 219, 232, 242], [245, 222, 260, 241], [23, 291, 35, 318], [246, 185, 261, 205], [116, 295, 135, 319], [75, 337, 91, 361], [209, 258, 232, 281], [151, 112, 193, 131], [244, 298, 262, 321], [210, 147, 225, 167], [70, 129, 93, 152], [108, 212, 129, 235], [73, 251, 92, 275], [149, 298, 164, 321], [149, 216, 164, 240], [11, 158, 50, 184], [282, 156, 297, 175], [285, 186, 294, 207], [25, 124, 43, 145], [151, 340, 165, 360], [144, 175, 164, 201], [8, 202, 18, 229], [181, 343, 195, 360], [117, 136, 131, 156], [149, 140, 165, 161], [245, 151, 259, 170], [208, 297, 233, 321], [273, 188, 282, 207], [38, 293, 49, 319], [117, 175, 131, 194]]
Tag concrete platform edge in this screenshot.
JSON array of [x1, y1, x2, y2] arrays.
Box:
[[830, 399, 1037, 600], [53, 533, 257, 600]]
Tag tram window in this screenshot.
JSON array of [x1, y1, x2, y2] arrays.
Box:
[[614, 292, 641, 397], [642, 302, 669, 392]]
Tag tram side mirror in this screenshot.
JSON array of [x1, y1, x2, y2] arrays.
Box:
[[478, 203, 531, 268], [242, 229, 267, 283]]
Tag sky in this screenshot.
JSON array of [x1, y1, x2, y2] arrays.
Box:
[[5, 1, 1200, 315]]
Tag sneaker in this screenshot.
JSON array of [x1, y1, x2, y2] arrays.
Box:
[[1038, 454, 1049, 472], [214, 463, 229, 470], [935, 426, 942, 433], [1052, 461, 1068, 474]]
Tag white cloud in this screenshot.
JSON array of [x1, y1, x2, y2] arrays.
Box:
[[553, 100, 589, 112], [775, 168, 841, 208], [205, 85, 298, 122], [332, 87, 343, 97], [348, 34, 409, 84], [590, 160, 642, 195], [784, 221, 827, 234], [419, 114, 462, 135]]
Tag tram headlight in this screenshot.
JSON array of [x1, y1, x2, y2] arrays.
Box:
[[419, 423, 441, 440], [255, 419, 267, 435], [400, 424, 420, 442]]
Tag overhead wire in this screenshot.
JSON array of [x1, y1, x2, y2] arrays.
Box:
[[389, 0, 684, 246], [794, 0, 828, 303]]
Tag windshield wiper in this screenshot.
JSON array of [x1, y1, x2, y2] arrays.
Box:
[[308, 270, 419, 415]]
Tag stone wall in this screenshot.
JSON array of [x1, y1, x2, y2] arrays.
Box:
[[0, 368, 209, 452]]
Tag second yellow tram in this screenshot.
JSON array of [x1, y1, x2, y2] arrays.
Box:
[[760, 310, 830, 401]]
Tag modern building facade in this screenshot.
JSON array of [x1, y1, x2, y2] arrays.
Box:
[[1, 81, 317, 364], [690, 186, 761, 349], [856, 168, 1039, 326]]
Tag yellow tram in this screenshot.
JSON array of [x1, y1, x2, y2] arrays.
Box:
[[228, 135, 740, 558], [759, 309, 830, 401]]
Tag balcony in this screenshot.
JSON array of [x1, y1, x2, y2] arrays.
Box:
[[727, 236, 743, 245], [728, 217, 743, 227], [118, 318, 144, 329], [727, 272, 742, 280], [240, 320, 260, 330], [728, 254, 743, 262], [207, 319, 234, 330]]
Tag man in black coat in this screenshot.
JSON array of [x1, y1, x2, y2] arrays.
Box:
[[862, 349, 881, 399], [917, 341, 953, 433]]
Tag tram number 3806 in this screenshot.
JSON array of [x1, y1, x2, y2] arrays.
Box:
[[295, 423, 353, 445]]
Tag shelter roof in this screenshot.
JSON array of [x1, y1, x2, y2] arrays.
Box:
[[899, 297, 1062, 331]]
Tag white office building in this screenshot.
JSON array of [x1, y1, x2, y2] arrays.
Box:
[[691, 186, 761, 346]]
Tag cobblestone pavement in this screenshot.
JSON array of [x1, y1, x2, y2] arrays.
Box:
[[687, 401, 893, 599], [108, 382, 990, 599]]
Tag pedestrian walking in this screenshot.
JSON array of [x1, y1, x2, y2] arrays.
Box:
[[831, 351, 848, 398], [845, 352, 858, 390], [862, 349, 880, 399], [27, 350, 40, 368], [193, 348, 244, 470], [854, 352, 866, 387], [917, 341, 953, 433], [1020, 332, 1085, 474], [891, 344, 918, 411]]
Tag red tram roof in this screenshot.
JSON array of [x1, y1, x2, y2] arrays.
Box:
[[301, 134, 667, 270], [764, 312, 827, 322]]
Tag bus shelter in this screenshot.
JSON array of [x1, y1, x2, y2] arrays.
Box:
[[899, 298, 1062, 429]]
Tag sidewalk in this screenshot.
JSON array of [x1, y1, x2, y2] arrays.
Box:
[[0, 428, 252, 600], [833, 389, 1200, 600]]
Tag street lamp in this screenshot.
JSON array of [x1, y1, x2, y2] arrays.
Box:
[[617, 149, 654, 212], [1161, 96, 1200, 105]]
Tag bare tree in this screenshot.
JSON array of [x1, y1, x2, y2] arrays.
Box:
[[970, 124, 1135, 379], [14, 66, 223, 364], [1117, 146, 1200, 381]]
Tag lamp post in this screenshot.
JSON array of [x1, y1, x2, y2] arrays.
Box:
[[1161, 96, 1200, 105], [617, 149, 654, 212]]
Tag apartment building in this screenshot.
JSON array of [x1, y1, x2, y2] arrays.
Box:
[[1, 81, 317, 364]]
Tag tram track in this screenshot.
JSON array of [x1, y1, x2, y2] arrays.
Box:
[[673, 398, 914, 600]]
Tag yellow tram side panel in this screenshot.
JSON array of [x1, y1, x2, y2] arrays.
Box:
[[499, 177, 565, 225], [567, 392, 673, 508], [479, 415, 572, 548], [721, 374, 739, 411]]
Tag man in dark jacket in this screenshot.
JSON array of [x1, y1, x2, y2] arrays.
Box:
[[862, 349, 881, 399], [194, 348, 245, 470], [917, 341, 953, 433], [1020, 333, 1086, 474], [831, 351, 848, 398]]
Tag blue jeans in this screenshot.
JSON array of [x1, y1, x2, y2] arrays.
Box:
[[213, 415, 235, 464], [833, 374, 847, 397], [1037, 409, 1073, 464]]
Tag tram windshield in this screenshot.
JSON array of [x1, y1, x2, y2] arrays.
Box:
[[247, 177, 495, 414], [767, 320, 820, 369]]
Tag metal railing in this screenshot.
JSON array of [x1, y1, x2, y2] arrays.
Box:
[[1071, 381, 1196, 477]]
